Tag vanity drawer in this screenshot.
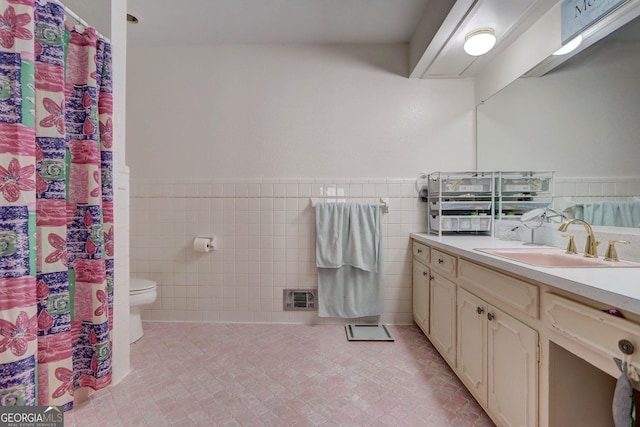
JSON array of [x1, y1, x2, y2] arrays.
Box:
[[430, 248, 457, 277], [544, 293, 640, 365], [413, 241, 429, 264], [459, 259, 538, 319]]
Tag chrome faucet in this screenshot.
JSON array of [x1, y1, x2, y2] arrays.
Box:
[[557, 219, 599, 258]]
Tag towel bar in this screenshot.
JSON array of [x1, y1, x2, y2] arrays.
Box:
[[309, 197, 389, 213]]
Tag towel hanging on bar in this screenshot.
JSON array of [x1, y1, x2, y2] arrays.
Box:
[[310, 197, 389, 212], [315, 201, 384, 318]]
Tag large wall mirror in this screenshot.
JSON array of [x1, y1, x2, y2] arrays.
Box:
[[477, 13, 640, 228]]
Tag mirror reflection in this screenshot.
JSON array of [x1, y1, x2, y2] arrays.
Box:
[[477, 14, 640, 228]]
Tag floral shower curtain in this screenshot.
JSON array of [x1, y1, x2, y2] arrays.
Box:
[[0, 0, 113, 411]]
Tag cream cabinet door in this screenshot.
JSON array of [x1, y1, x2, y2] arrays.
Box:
[[412, 260, 430, 335], [457, 287, 487, 405], [488, 305, 538, 427], [430, 272, 456, 367]]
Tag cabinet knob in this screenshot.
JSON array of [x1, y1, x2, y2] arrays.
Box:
[[487, 312, 495, 321], [422, 271, 428, 276], [618, 339, 635, 355], [476, 306, 484, 315], [417, 249, 422, 254], [438, 258, 444, 264]]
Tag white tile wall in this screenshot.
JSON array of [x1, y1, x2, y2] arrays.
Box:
[[130, 178, 428, 325], [554, 176, 640, 210]]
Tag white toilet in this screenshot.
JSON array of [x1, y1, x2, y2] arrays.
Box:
[[129, 278, 157, 344]]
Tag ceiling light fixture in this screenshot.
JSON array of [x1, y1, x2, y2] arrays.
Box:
[[463, 28, 496, 56], [553, 35, 583, 55]]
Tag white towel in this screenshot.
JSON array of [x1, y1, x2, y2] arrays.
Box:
[[315, 201, 349, 269], [344, 202, 380, 272], [315, 201, 380, 271], [315, 201, 383, 318]]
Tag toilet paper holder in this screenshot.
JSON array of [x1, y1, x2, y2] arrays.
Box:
[[193, 236, 217, 252]]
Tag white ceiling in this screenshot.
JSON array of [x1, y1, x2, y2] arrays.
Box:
[[126, 0, 431, 45], [415, 0, 555, 78], [125, 0, 562, 78]]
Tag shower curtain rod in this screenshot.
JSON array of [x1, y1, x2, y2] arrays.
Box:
[[54, 0, 111, 43]]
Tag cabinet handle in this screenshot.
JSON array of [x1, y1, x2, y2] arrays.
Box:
[[487, 312, 495, 321], [476, 306, 484, 315], [619, 339, 635, 355], [438, 258, 444, 264], [423, 271, 428, 277], [417, 249, 422, 254]]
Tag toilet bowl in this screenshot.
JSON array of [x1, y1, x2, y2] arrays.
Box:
[[129, 278, 157, 344]]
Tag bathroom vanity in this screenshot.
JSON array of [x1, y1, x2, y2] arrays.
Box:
[[411, 233, 640, 427]]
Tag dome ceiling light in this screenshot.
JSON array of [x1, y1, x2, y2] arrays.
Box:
[[463, 28, 497, 56]]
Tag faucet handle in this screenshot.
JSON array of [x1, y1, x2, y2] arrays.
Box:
[[604, 240, 630, 262], [562, 234, 578, 254]]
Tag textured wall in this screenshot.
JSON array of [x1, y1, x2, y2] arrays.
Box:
[[126, 44, 476, 181], [126, 43, 475, 323]]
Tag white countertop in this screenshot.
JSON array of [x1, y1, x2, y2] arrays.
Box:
[[410, 233, 640, 316]]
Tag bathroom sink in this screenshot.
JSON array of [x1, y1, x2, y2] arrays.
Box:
[[475, 247, 640, 268]]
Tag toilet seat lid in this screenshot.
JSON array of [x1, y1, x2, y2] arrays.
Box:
[[130, 278, 157, 292]]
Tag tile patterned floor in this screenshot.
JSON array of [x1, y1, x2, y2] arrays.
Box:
[[65, 323, 495, 426]]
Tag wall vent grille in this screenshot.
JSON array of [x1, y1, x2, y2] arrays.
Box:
[[283, 289, 317, 311]]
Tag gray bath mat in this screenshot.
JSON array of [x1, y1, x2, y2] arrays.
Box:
[[345, 324, 394, 341]]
